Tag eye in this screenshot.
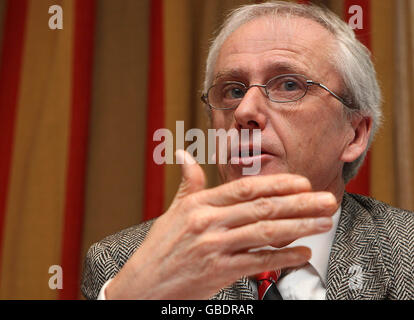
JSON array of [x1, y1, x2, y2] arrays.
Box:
[[267, 75, 307, 102], [222, 84, 245, 100], [283, 80, 299, 91], [268, 76, 305, 92]]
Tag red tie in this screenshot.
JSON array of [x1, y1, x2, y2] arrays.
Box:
[[255, 270, 282, 300]]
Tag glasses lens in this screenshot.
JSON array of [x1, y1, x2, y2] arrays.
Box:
[[208, 82, 246, 109], [266, 75, 307, 102]]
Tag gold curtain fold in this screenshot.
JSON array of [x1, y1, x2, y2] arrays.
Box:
[[410, 0, 414, 210], [391, 0, 414, 211], [0, 0, 74, 299], [81, 0, 150, 261], [370, 0, 397, 207]]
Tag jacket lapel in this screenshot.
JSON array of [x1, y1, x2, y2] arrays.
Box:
[[326, 193, 391, 299], [210, 276, 255, 300]]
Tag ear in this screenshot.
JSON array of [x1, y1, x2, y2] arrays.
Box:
[[340, 115, 373, 163]]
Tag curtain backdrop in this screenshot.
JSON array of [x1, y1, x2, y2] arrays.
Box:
[[0, 0, 412, 299]]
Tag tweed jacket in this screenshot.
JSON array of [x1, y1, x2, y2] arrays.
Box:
[[81, 193, 414, 300]]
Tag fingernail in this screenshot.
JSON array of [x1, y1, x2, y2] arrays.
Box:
[[295, 177, 311, 189], [316, 217, 332, 230], [319, 193, 336, 208]]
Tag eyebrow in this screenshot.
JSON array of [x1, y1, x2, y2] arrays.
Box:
[[214, 62, 312, 83]]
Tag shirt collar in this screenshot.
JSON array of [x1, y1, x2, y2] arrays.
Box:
[[286, 206, 341, 285]]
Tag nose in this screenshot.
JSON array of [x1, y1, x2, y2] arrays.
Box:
[[233, 86, 267, 131]]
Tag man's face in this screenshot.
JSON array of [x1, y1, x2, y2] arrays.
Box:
[[212, 16, 356, 192]]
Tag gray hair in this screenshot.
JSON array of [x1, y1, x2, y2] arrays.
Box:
[[203, 1, 382, 184]]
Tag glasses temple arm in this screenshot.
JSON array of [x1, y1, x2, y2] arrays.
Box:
[[308, 81, 355, 109]]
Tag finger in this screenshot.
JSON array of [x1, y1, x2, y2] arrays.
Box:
[[215, 192, 337, 229], [222, 217, 333, 252], [228, 246, 312, 277], [199, 174, 312, 207], [174, 149, 207, 200]]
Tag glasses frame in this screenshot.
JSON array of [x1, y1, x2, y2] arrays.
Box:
[[201, 73, 354, 110]]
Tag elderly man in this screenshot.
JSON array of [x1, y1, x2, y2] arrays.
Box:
[[81, 2, 414, 300]]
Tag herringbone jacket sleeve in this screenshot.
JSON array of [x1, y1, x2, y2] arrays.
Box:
[[81, 220, 155, 300], [81, 240, 121, 300]]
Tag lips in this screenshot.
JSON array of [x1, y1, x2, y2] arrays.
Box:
[[229, 143, 271, 158], [228, 143, 274, 165]]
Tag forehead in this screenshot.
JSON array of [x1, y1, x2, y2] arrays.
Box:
[[214, 15, 337, 80]]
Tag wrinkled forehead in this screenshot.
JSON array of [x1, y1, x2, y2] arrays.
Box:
[[215, 15, 338, 79]]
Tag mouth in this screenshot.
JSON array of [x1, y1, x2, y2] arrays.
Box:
[[228, 145, 274, 165]]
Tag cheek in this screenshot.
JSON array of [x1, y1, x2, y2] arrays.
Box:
[[285, 108, 347, 164], [211, 110, 235, 130]]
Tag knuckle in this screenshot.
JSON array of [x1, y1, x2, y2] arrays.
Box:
[[186, 211, 213, 234], [253, 197, 274, 220], [296, 195, 308, 212], [233, 178, 253, 200], [195, 234, 220, 255], [298, 218, 313, 232], [258, 221, 276, 243], [260, 251, 275, 267]]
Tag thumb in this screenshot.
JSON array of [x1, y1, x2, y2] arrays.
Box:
[[174, 149, 206, 199]]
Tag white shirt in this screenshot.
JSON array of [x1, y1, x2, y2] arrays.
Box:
[[98, 207, 341, 300]]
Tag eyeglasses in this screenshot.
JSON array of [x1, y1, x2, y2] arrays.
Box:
[[201, 73, 354, 110]]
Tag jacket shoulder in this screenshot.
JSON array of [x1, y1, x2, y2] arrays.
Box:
[[81, 219, 155, 299], [345, 193, 414, 233], [344, 193, 414, 299]]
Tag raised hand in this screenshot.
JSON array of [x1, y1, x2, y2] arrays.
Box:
[[105, 150, 337, 300]]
